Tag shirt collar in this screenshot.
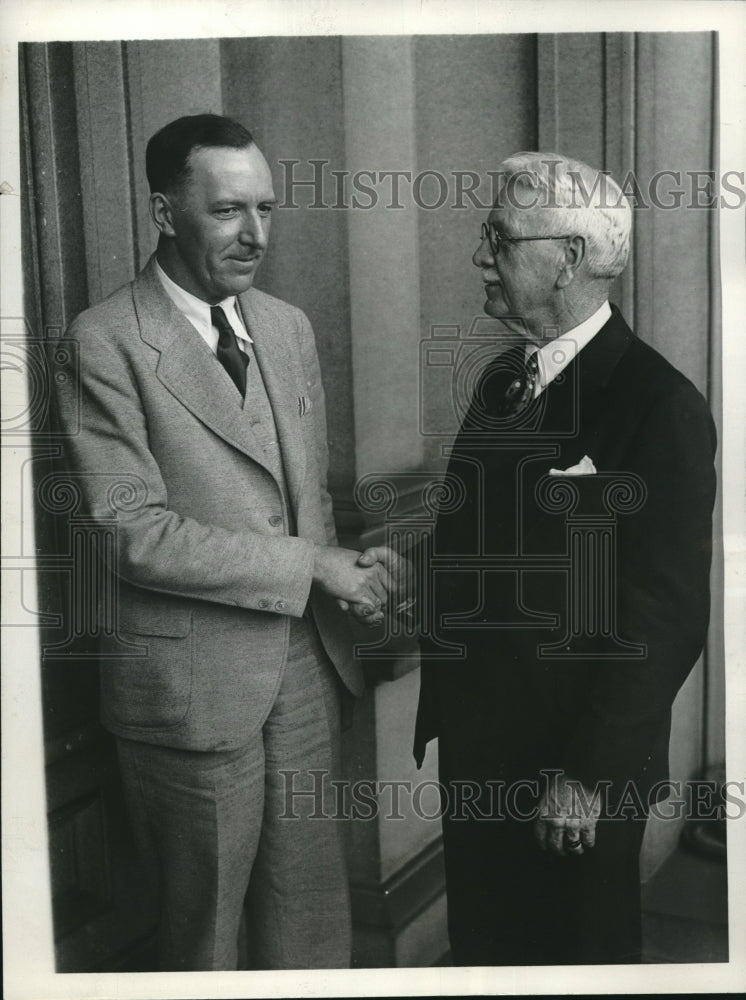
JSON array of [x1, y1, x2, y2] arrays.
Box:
[[154, 259, 252, 344], [527, 301, 611, 390]]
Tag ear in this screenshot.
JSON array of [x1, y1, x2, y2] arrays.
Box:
[[556, 235, 586, 289], [150, 192, 177, 238]]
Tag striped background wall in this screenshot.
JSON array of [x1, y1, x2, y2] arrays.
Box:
[[21, 32, 723, 962]]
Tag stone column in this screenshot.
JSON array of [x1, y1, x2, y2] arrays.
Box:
[[339, 37, 446, 967]]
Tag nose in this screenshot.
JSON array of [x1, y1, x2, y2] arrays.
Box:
[[473, 233, 495, 269], [238, 210, 269, 249]]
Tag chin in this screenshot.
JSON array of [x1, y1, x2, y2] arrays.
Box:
[[483, 297, 511, 323], [484, 304, 529, 338], [483, 297, 503, 319], [220, 277, 256, 298]]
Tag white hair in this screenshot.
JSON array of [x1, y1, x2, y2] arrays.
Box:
[[497, 152, 632, 279]]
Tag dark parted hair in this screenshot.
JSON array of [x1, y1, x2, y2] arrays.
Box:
[[145, 114, 254, 194]]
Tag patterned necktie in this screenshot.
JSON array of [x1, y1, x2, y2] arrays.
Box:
[[211, 305, 249, 396], [501, 350, 539, 416]]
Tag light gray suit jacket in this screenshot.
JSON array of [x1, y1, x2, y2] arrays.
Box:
[[55, 255, 363, 751]]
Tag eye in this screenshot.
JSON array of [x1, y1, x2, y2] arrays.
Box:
[[213, 207, 238, 218], [258, 203, 274, 217]]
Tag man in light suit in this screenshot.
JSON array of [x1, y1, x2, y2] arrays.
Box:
[[410, 152, 717, 965], [54, 114, 395, 971]]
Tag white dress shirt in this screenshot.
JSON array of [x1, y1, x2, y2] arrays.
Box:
[[526, 301, 611, 398], [155, 259, 253, 354]]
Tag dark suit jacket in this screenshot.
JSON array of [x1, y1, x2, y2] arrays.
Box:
[[415, 306, 716, 804], [55, 256, 363, 752]]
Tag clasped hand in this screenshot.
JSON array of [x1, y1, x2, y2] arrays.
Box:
[[533, 771, 600, 857], [313, 544, 412, 627]]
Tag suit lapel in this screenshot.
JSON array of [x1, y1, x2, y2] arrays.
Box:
[[238, 289, 307, 512], [132, 256, 272, 473], [538, 306, 635, 465], [519, 307, 636, 540]]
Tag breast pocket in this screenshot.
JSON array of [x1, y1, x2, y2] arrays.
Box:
[[100, 603, 194, 730]]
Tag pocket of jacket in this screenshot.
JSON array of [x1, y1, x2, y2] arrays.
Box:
[[100, 609, 194, 729], [116, 600, 192, 637]]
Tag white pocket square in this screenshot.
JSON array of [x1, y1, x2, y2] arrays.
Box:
[[549, 455, 597, 476]]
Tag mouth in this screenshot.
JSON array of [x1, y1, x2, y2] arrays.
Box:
[[481, 281, 509, 319], [226, 254, 261, 266]]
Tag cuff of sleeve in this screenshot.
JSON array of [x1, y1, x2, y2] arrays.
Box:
[[250, 536, 315, 618], [559, 748, 599, 792]]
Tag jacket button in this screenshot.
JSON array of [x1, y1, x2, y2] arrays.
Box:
[[268, 514, 283, 527], [258, 598, 270, 609], [275, 600, 287, 611]]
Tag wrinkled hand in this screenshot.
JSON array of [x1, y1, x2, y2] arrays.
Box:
[[533, 772, 601, 857], [336, 546, 414, 625], [313, 545, 392, 626]]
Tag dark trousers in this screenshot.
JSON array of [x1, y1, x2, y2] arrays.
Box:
[[116, 616, 351, 971], [439, 742, 648, 966]]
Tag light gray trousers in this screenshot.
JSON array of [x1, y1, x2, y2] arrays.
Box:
[[116, 616, 351, 971]]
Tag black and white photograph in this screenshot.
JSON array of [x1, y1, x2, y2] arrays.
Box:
[[2, 1, 745, 997]]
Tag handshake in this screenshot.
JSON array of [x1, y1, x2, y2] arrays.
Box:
[[312, 543, 414, 628]]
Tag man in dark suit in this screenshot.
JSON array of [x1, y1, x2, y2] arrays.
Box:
[[54, 114, 396, 971], [410, 152, 717, 965]]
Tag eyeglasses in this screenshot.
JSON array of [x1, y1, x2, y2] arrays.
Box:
[[480, 222, 573, 258]]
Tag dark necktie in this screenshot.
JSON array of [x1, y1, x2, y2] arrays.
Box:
[[501, 350, 539, 416], [211, 305, 249, 396]]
